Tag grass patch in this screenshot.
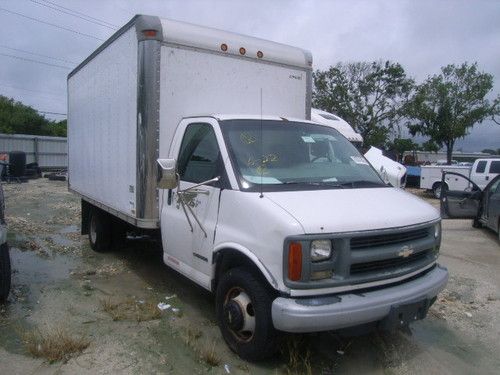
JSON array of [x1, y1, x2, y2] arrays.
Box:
[[100, 298, 161, 322], [283, 336, 312, 375], [199, 341, 221, 367], [181, 327, 203, 350], [22, 328, 89, 362]]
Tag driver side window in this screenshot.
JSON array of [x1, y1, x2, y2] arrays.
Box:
[[178, 123, 220, 184]]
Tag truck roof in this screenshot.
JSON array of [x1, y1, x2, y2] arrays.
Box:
[[212, 114, 317, 123], [69, 14, 312, 79]]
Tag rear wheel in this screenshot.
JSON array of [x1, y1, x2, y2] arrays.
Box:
[[88, 209, 111, 252], [216, 268, 278, 361], [0, 243, 11, 302], [432, 182, 443, 199]]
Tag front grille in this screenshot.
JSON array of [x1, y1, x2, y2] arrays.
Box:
[[350, 228, 429, 250], [350, 249, 431, 274]]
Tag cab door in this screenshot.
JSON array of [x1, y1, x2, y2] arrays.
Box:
[[440, 172, 482, 219], [160, 119, 227, 289], [482, 175, 500, 231]]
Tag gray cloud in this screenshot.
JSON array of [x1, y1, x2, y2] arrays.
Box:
[[0, 0, 498, 151]]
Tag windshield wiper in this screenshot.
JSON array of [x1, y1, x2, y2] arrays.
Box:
[[281, 181, 345, 188], [340, 180, 387, 188]]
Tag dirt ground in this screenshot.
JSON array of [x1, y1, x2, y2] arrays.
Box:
[[0, 179, 499, 374]]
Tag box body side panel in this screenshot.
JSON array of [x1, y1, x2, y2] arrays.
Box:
[[68, 27, 138, 217]]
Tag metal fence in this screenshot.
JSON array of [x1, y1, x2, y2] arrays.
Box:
[[0, 133, 67, 169]]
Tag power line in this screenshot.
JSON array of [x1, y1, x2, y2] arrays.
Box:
[[28, 0, 117, 31], [40, 0, 118, 28], [0, 52, 71, 70], [0, 7, 105, 42], [0, 83, 64, 97], [0, 44, 77, 65]]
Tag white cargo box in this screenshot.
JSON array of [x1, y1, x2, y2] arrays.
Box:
[[68, 15, 312, 228]]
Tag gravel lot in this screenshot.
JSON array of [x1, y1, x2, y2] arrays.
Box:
[[0, 179, 499, 374]]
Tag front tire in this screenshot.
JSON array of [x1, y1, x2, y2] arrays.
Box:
[[216, 268, 278, 361], [0, 243, 11, 302], [88, 209, 111, 252]]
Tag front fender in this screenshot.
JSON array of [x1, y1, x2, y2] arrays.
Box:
[[213, 242, 279, 289]]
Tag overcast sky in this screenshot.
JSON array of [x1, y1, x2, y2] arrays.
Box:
[[0, 0, 499, 151]]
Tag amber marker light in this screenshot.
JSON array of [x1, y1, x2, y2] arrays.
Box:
[[288, 242, 302, 281], [239, 47, 246, 55], [142, 30, 157, 37]]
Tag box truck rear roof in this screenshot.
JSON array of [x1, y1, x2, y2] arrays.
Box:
[[69, 14, 312, 79]]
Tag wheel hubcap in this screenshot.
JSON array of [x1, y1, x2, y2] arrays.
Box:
[[224, 287, 256, 342]]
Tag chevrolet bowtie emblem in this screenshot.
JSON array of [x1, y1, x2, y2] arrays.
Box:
[[398, 246, 414, 258]]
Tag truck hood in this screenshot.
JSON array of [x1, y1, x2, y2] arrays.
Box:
[[265, 187, 439, 234]]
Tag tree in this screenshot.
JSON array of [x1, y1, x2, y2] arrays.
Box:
[[421, 140, 440, 153], [387, 138, 419, 161], [482, 148, 498, 155], [0, 95, 66, 136], [313, 61, 414, 147], [404, 63, 496, 165]]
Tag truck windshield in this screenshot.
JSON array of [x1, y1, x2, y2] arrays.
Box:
[[220, 120, 386, 192]]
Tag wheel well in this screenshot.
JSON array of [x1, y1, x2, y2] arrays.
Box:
[[432, 181, 445, 189], [212, 249, 273, 293]]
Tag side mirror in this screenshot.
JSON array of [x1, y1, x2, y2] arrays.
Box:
[[157, 158, 177, 189]]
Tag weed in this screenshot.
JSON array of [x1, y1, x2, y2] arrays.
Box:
[[182, 327, 203, 350], [100, 298, 161, 322], [22, 328, 90, 363], [199, 342, 221, 367], [283, 336, 312, 375]]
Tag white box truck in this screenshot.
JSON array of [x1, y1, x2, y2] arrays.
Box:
[[68, 15, 448, 361]]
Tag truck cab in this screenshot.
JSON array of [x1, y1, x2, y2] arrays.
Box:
[[470, 158, 500, 190], [156, 114, 448, 360]]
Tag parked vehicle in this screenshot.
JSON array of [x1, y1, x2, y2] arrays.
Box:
[[470, 159, 500, 190], [311, 109, 407, 188], [421, 165, 471, 198], [441, 172, 500, 240], [68, 15, 448, 361], [0, 183, 10, 302], [421, 158, 500, 198]]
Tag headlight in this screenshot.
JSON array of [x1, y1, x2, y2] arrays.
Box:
[[310, 240, 332, 262], [434, 222, 441, 239]]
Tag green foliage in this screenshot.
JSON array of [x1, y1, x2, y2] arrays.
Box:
[[404, 63, 496, 164], [421, 140, 440, 152], [313, 61, 414, 148], [389, 138, 419, 154], [481, 148, 498, 155], [0, 95, 66, 137]]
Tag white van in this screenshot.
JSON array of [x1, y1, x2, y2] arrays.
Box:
[[68, 15, 448, 361]]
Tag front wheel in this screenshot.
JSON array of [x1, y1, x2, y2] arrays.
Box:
[[216, 268, 278, 361], [0, 243, 11, 302]]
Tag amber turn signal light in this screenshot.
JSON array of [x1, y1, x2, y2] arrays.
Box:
[[288, 242, 302, 281]]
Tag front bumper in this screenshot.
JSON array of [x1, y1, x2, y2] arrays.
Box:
[[272, 264, 448, 333]]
